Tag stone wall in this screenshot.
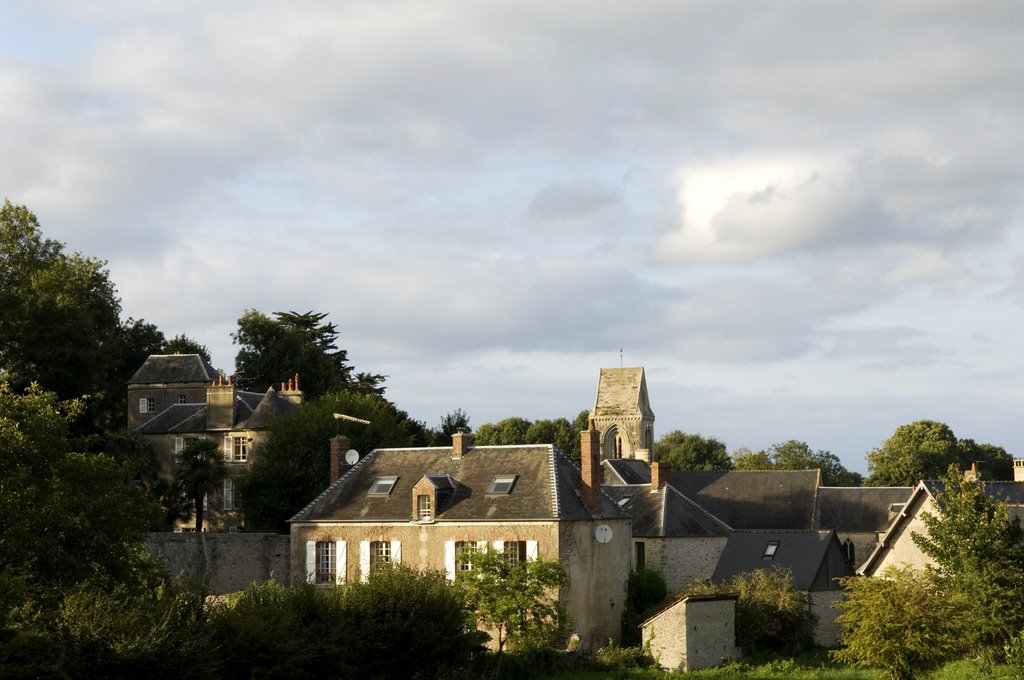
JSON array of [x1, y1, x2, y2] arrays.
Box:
[[642, 595, 740, 671], [809, 590, 844, 647], [647, 536, 728, 593], [146, 532, 290, 594]]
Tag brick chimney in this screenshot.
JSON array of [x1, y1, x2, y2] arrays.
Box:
[[1014, 459, 1024, 482], [330, 434, 351, 484], [452, 431, 471, 460], [964, 461, 979, 482], [651, 461, 670, 489], [580, 428, 603, 516]]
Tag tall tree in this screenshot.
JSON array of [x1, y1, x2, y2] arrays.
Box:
[[0, 200, 167, 438], [233, 309, 384, 399], [0, 383, 160, 601], [175, 438, 227, 532], [237, 390, 429, 531], [913, 466, 1024, 660], [655, 431, 732, 471], [429, 408, 471, 445], [163, 333, 211, 362], [866, 420, 966, 486], [731, 440, 861, 486]]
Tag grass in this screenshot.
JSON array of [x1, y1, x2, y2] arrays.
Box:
[[550, 648, 1017, 679]]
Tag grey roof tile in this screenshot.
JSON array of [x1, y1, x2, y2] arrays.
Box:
[[815, 486, 913, 533], [711, 530, 853, 591], [668, 470, 820, 530], [129, 354, 219, 385]]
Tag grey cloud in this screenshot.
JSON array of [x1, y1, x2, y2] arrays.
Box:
[[529, 180, 620, 223]]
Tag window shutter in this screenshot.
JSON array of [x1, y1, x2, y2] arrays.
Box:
[[223, 479, 233, 511], [526, 540, 538, 561], [476, 540, 488, 551], [444, 541, 456, 581], [359, 541, 370, 582], [139, 398, 148, 413], [493, 540, 504, 552], [223, 435, 232, 460], [305, 541, 316, 584], [175, 437, 184, 453], [335, 540, 347, 585], [390, 540, 401, 564]]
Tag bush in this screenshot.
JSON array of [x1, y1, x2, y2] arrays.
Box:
[[595, 639, 653, 670], [833, 567, 968, 680], [621, 568, 667, 646], [680, 567, 813, 654]]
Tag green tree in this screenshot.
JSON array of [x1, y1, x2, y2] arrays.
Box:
[[0, 383, 160, 601], [457, 548, 568, 653], [680, 567, 813, 653], [237, 391, 428, 531], [866, 421, 967, 486], [174, 438, 226, 532], [654, 431, 731, 471], [732, 446, 772, 470], [833, 566, 968, 680], [233, 309, 384, 399], [473, 417, 532, 446], [964, 441, 1014, 481], [913, 466, 1024, 660], [163, 334, 211, 362], [429, 408, 471, 445]]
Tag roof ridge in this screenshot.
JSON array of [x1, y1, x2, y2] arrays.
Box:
[[663, 483, 734, 532]]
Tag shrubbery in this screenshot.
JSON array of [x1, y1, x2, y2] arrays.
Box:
[[620, 567, 667, 645]]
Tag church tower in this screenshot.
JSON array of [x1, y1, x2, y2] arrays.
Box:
[[589, 367, 655, 462]]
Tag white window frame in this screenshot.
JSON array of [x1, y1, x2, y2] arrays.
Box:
[[417, 494, 432, 520], [223, 478, 234, 511]]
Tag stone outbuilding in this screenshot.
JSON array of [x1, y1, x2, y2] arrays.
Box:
[[641, 593, 740, 671]]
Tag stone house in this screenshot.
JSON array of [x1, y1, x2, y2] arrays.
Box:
[[710, 529, 854, 646], [288, 430, 631, 652], [129, 353, 302, 530], [641, 594, 740, 671], [859, 478, 1024, 577]]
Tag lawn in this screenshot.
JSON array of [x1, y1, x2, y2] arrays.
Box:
[[550, 649, 1018, 679]]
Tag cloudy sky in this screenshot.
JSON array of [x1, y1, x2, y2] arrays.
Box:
[[3, 1, 1023, 473]]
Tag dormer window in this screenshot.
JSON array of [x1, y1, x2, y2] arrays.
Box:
[[369, 476, 398, 496], [417, 494, 432, 520], [763, 541, 780, 559], [487, 475, 517, 494]]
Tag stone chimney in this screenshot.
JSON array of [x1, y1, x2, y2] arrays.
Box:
[[1015, 459, 1024, 482], [580, 428, 603, 516], [452, 431, 471, 460], [330, 434, 351, 484], [206, 373, 236, 430], [651, 461, 671, 489], [964, 462, 979, 482]]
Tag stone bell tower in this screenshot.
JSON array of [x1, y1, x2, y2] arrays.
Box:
[[589, 367, 655, 462]]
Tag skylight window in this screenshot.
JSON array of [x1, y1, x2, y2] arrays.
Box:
[[617, 495, 633, 507], [763, 541, 780, 559], [368, 476, 398, 496], [487, 475, 517, 494]]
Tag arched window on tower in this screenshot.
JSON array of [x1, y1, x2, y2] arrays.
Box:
[[615, 435, 623, 458]]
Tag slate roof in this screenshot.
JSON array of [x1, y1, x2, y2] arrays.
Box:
[[133, 388, 296, 433], [291, 444, 629, 523], [603, 484, 732, 537], [668, 470, 820, 530], [711, 530, 853, 591], [923, 479, 1024, 506], [129, 354, 219, 384], [603, 459, 652, 485], [814, 486, 913, 533], [592, 367, 654, 418]]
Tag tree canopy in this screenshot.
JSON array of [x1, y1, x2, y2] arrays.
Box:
[[0, 383, 160, 603], [472, 411, 589, 463], [865, 420, 1009, 486], [654, 431, 732, 471], [233, 309, 385, 400], [237, 390, 429, 531], [732, 440, 862, 486]]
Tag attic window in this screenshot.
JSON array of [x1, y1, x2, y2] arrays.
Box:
[[368, 476, 398, 496], [487, 475, 517, 494], [763, 541, 780, 559]]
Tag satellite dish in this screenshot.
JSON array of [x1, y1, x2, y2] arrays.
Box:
[[344, 449, 360, 465], [595, 524, 613, 544]]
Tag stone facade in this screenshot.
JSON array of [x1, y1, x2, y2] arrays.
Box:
[[641, 595, 740, 671], [146, 532, 290, 594], [809, 590, 845, 647], [859, 487, 937, 575], [637, 536, 728, 592]]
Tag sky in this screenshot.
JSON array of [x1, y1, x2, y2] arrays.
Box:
[[3, 1, 1023, 474]]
